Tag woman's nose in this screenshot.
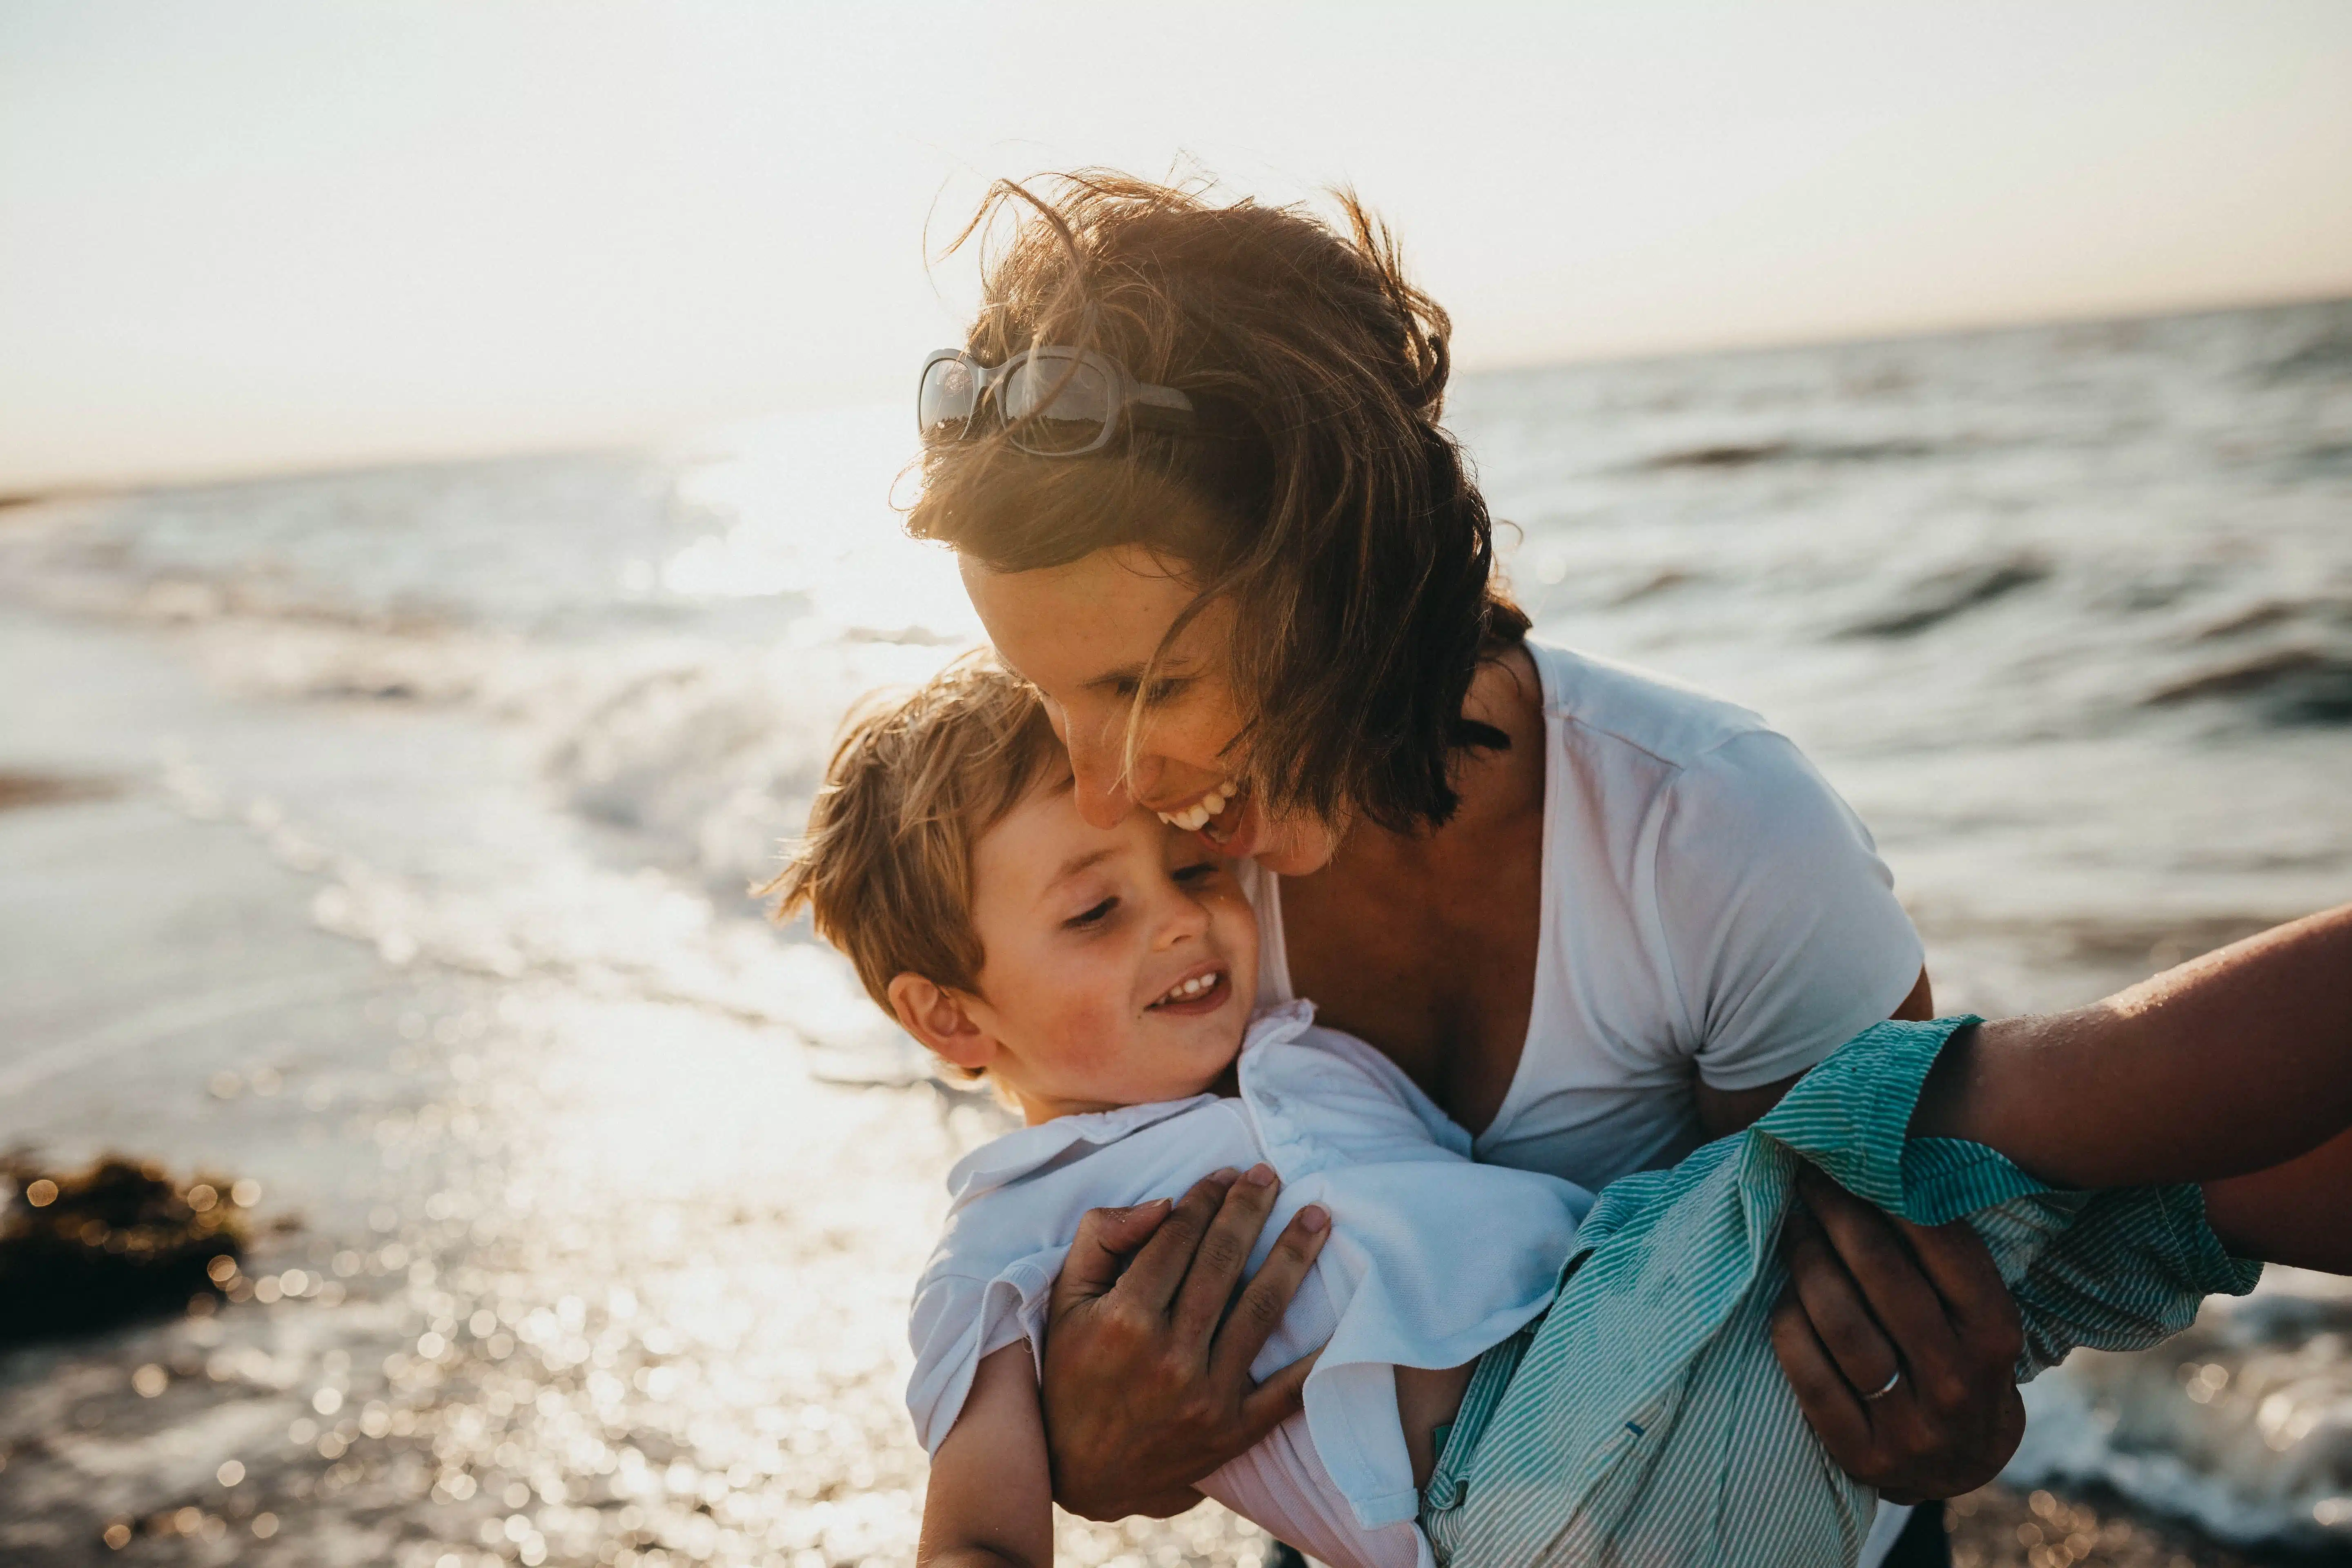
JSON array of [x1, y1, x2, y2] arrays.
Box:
[[1064, 723, 1145, 829]]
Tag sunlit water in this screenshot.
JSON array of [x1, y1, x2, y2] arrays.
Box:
[[2, 298, 2348, 1563]]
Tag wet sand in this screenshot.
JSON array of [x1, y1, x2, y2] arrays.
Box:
[[1946, 1483, 2331, 1568]]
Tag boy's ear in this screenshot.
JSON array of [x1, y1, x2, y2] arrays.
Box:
[[887, 973, 995, 1072]]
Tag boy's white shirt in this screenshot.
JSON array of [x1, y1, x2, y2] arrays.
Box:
[[907, 1003, 1592, 1568]]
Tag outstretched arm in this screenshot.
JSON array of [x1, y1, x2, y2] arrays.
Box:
[[1912, 904, 2352, 1247], [919, 1343, 1061, 1568]]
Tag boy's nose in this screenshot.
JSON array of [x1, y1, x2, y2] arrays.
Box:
[[1153, 884, 1214, 946]]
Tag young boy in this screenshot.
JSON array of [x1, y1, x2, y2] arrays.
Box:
[[771, 657, 2352, 1568]]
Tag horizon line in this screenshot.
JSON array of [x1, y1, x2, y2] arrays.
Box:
[[7, 285, 2345, 504]]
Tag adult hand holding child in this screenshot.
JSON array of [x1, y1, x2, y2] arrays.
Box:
[[1042, 1167, 1330, 1521], [1771, 1168, 2028, 1506]]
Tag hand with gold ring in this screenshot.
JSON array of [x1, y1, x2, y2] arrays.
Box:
[[1766, 1165, 2027, 1505]]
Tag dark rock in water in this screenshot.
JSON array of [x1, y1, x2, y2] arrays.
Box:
[[0, 1157, 250, 1348], [1841, 557, 2051, 638], [0, 771, 119, 812], [1645, 440, 1794, 469], [2147, 648, 2352, 726], [1642, 437, 1938, 470]]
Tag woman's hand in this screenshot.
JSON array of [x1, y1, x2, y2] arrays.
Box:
[[1768, 1166, 2027, 1504], [1040, 1166, 1332, 1521]]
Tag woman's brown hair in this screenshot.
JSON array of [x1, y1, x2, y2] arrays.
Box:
[[910, 170, 1527, 835]]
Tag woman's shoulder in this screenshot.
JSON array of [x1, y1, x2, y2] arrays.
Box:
[[1515, 638, 1903, 953], [1520, 638, 1775, 773]]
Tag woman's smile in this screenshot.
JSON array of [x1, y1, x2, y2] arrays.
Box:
[[1154, 779, 1239, 833]]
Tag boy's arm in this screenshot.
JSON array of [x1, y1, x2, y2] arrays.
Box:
[[919, 1344, 1059, 1568], [1911, 904, 2352, 1194]]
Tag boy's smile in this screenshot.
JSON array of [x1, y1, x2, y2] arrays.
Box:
[[890, 766, 1258, 1124]]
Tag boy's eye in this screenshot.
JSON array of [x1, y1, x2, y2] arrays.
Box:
[[1172, 861, 1218, 884], [1065, 898, 1117, 929]]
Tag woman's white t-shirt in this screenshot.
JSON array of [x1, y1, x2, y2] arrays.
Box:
[[1242, 640, 1931, 1564], [1244, 636, 1927, 1194]]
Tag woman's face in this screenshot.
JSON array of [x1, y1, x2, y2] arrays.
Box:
[[962, 544, 1343, 877]]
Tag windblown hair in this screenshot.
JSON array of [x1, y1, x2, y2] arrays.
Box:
[[909, 171, 1527, 835], [764, 655, 1063, 1076]]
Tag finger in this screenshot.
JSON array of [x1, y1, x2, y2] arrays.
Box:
[[1793, 1169, 1967, 1392], [1780, 1198, 1902, 1397], [1897, 1215, 2026, 1367], [1769, 1281, 1877, 1463], [1171, 1164, 1283, 1342], [1236, 1346, 1323, 1441], [1049, 1199, 1175, 1316], [1208, 1202, 1331, 1387], [1110, 1169, 1241, 1312]]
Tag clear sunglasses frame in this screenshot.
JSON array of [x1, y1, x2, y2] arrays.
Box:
[[918, 346, 1196, 455]]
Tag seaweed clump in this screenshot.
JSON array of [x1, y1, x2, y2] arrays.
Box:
[[0, 1157, 250, 1348]]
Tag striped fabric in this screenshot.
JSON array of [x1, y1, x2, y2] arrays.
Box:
[[1420, 1016, 2263, 1568]]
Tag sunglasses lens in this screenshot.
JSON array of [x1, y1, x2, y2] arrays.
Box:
[[1000, 354, 1116, 454], [918, 358, 979, 439]]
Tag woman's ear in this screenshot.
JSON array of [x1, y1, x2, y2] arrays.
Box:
[[887, 973, 996, 1074]]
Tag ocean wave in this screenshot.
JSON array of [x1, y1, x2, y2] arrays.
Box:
[[2145, 648, 2352, 726], [2009, 1273, 2352, 1551], [534, 638, 967, 900], [2265, 329, 2352, 383], [1637, 436, 1941, 470], [1838, 555, 2052, 639]]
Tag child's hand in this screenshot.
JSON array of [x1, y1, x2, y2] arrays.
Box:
[[1039, 1166, 1331, 1521]]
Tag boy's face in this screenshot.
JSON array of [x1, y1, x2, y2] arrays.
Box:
[[945, 770, 1258, 1122]]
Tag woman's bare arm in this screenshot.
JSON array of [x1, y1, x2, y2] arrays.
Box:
[[919, 1344, 1060, 1568], [1911, 904, 2352, 1191]]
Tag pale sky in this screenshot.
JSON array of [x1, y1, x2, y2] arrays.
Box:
[[4, 1, 2350, 492]]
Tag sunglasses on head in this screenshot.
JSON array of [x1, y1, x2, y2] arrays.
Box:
[[918, 346, 1197, 456]]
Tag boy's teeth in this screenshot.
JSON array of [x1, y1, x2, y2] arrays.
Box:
[[1154, 972, 1221, 1006]]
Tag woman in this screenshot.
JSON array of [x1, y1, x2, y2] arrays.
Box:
[[907, 173, 2027, 1565]]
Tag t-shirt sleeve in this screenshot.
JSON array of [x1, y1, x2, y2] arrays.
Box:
[[904, 1250, 1066, 1454], [1650, 728, 1926, 1091]]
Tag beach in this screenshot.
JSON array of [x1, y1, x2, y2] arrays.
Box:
[[3, 298, 2349, 1565]]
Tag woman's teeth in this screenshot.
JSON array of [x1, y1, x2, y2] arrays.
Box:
[[1152, 971, 1223, 1008], [1158, 781, 1236, 833]]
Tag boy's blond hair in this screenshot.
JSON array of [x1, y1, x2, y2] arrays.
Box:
[[766, 655, 1064, 1049]]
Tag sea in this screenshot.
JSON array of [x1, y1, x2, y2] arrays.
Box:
[[2, 297, 2348, 1566]]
